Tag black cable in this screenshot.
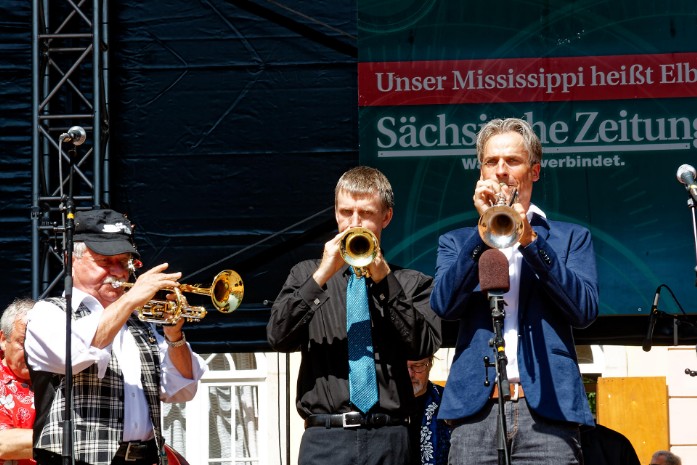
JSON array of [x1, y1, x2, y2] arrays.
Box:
[[184, 206, 333, 281]]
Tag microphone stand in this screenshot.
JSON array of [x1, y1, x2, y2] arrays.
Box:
[[688, 198, 697, 287], [643, 284, 697, 371], [60, 140, 77, 465], [486, 291, 511, 465]]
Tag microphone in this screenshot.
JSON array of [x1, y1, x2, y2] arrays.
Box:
[[479, 249, 510, 294], [642, 285, 661, 352], [676, 164, 697, 202], [59, 126, 87, 146]]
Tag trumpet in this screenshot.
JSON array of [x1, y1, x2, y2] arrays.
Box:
[[339, 227, 379, 278], [478, 184, 523, 249], [108, 269, 244, 324]]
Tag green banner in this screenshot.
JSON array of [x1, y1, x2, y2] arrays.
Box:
[[358, 1, 697, 315]]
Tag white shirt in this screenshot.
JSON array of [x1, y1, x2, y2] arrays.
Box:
[[499, 203, 546, 383], [25, 287, 208, 441]]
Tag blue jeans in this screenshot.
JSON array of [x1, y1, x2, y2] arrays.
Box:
[[448, 399, 582, 465]]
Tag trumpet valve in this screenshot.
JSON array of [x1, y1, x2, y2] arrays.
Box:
[[181, 304, 207, 322]]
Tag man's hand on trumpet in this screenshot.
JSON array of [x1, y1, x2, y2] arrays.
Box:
[[116, 263, 182, 311], [313, 231, 346, 287], [112, 263, 191, 376], [364, 247, 390, 284], [474, 178, 537, 248], [162, 312, 187, 345], [473, 179, 518, 217], [312, 228, 391, 286], [90, 263, 180, 349]]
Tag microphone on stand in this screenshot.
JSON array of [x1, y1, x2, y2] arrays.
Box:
[[677, 164, 697, 203], [479, 249, 510, 295], [679, 165, 697, 286], [479, 248, 510, 395], [59, 126, 87, 146], [642, 285, 661, 352], [478, 248, 513, 464], [56, 125, 87, 465]]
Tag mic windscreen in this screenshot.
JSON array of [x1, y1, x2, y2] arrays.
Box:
[[677, 164, 697, 185], [478, 249, 510, 292]]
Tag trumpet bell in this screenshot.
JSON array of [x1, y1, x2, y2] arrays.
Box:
[[180, 269, 244, 314], [339, 227, 379, 278], [478, 205, 524, 249], [210, 269, 244, 313]]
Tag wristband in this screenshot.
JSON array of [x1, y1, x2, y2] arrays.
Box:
[[165, 332, 187, 348]]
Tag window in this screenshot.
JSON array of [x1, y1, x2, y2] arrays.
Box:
[[162, 353, 268, 465]]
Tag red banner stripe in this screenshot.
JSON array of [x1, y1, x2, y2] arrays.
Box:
[[358, 53, 697, 106]]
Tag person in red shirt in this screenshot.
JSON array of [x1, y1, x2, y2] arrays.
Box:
[[0, 297, 35, 465]]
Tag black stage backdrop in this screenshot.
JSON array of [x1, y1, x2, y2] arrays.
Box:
[[0, 1, 694, 351]]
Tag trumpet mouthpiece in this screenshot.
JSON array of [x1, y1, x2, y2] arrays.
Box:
[[104, 277, 127, 288]]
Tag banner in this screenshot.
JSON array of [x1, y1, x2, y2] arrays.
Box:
[[358, 1, 697, 315]]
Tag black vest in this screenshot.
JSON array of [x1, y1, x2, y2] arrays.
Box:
[[29, 297, 165, 465]]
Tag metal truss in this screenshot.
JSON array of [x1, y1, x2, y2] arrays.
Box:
[[31, 0, 109, 299]]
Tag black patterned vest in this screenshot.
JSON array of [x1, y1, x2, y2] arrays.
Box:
[[30, 297, 166, 465]]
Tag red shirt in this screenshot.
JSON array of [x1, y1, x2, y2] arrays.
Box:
[[0, 363, 35, 465]]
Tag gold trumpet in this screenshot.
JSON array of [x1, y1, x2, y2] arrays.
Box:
[[108, 269, 244, 324], [478, 184, 523, 249], [339, 227, 379, 278]]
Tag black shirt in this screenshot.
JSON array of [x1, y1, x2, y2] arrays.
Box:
[[581, 423, 641, 465], [267, 260, 442, 418], [408, 393, 428, 465]]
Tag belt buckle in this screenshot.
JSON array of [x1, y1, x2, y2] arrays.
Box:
[[124, 443, 143, 462], [342, 412, 362, 428], [511, 384, 520, 402]]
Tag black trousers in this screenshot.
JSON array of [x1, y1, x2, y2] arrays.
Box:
[[299, 424, 411, 465], [34, 450, 90, 465]]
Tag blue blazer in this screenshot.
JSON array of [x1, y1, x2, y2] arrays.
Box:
[[430, 213, 598, 427]]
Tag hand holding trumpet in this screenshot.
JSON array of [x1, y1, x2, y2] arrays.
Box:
[[474, 179, 536, 248], [473, 179, 518, 217], [313, 227, 389, 286], [106, 265, 244, 325], [109, 262, 182, 310], [91, 263, 180, 348]]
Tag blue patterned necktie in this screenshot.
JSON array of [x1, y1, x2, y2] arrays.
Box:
[[346, 267, 379, 413]]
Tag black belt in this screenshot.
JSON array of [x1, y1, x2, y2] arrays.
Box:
[[304, 412, 409, 429], [114, 439, 158, 462]]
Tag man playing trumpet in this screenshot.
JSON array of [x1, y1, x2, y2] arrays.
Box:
[[430, 118, 599, 465], [268, 166, 442, 465], [25, 208, 207, 465]]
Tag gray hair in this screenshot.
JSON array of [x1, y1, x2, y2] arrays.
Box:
[[335, 166, 395, 211], [0, 298, 35, 338], [476, 117, 542, 165], [73, 241, 87, 258], [652, 451, 681, 465]]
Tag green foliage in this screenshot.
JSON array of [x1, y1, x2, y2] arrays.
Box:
[[583, 376, 597, 415]]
